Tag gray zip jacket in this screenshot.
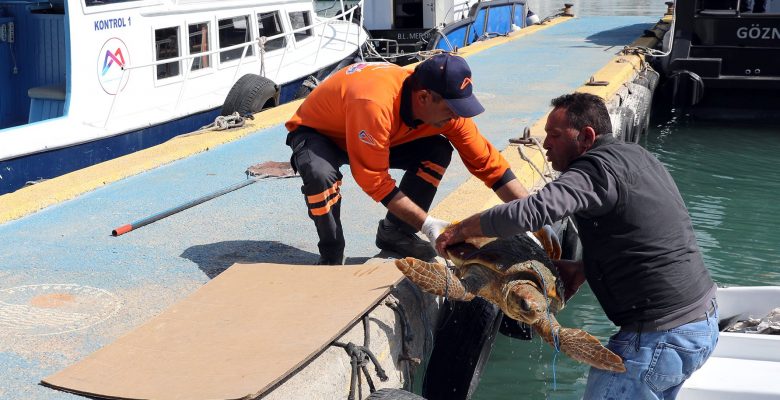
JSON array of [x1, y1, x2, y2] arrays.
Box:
[[480, 135, 715, 329]]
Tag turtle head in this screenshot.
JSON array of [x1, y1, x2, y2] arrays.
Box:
[[502, 281, 546, 324]]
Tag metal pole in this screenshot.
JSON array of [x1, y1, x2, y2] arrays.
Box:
[[111, 178, 257, 236]]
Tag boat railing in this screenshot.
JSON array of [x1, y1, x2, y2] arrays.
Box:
[[97, 1, 364, 129], [269, 1, 362, 81], [366, 38, 401, 59], [315, 0, 351, 18], [447, 0, 475, 23]]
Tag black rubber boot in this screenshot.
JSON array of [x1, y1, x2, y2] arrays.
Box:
[[375, 219, 436, 260]]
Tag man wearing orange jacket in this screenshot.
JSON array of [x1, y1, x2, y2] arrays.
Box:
[[285, 54, 555, 265]]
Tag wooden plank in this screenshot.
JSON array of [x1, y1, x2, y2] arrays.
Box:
[[43, 261, 403, 400]]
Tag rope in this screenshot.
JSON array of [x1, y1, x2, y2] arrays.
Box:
[[618, 5, 676, 59], [385, 295, 421, 391], [516, 135, 555, 185], [408, 284, 434, 362], [198, 112, 247, 131], [530, 264, 561, 391], [539, 8, 569, 24], [511, 132, 580, 244], [332, 315, 389, 400], [443, 263, 451, 299], [302, 75, 321, 91], [363, 29, 451, 63], [258, 36, 267, 77], [476, 31, 508, 42], [436, 262, 458, 333]]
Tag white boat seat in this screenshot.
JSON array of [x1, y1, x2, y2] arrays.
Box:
[[28, 84, 66, 101], [28, 83, 66, 123]]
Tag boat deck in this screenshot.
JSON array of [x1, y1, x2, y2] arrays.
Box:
[[0, 16, 657, 399]]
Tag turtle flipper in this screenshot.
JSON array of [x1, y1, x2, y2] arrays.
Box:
[[533, 315, 626, 373], [395, 257, 474, 301]]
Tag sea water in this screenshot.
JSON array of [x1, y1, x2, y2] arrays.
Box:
[[317, 0, 778, 398], [474, 103, 780, 399], [473, 4, 779, 399], [472, 0, 779, 398]]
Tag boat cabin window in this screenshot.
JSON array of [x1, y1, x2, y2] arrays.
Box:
[[84, 0, 140, 7], [155, 26, 180, 79], [698, 0, 780, 13], [219, 15, 254, 63], [393, 0, 423, 29], [288, 11, 312, 41], [189, 22, 211, 71], [258, 11, 286, 51], [698, 0, 737, 10], [740, 0, 780, 13]]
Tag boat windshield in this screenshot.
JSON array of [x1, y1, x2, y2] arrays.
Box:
[[85, 0, 141, 7], [698, 0, 780, 13]]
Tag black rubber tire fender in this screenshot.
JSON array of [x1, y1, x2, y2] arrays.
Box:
[[422, 297, 502, 400], [627, 83, 653, 143], [367, 388, 427, 399], [221, 74, 277, 116], [617, 106, 636, 143]]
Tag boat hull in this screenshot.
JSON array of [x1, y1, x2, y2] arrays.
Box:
[[0, 58, 353, 195], [680, 286, 780, 399]]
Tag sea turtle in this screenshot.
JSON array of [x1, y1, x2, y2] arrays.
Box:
[[395, 234, 626, 373]]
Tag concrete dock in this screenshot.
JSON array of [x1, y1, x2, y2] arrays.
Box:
[[0, 15, 658, 399]]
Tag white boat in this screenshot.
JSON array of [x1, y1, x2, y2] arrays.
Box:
[[362, 0, 538, 62], [680, 286, 780, 399], [0, 0, 367, 195]]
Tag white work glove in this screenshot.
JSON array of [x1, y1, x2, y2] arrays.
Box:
[[421, 216, 450, 244], [531, 224, 562, 260]]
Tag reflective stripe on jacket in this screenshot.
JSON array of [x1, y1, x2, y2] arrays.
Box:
[[285, 62, 509, 202]]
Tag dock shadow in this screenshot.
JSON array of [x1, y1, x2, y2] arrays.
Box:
[[181, 240, 371, 279], [586, 23, 655, 46]]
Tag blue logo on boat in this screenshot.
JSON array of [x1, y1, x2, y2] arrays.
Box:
[[101, 48, 126, 76], [97, 38, 130, 95]]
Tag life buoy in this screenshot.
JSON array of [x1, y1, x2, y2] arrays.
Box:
[[422, 297, 502, 400], [221, 74, 277, 116]]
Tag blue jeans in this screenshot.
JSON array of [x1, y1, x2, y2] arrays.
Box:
[[583, 302, 719, 400]]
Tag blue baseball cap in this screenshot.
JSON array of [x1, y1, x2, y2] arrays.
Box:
[[414, 54, 485, 118]]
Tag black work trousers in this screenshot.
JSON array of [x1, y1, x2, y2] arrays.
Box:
[[286, 127, 453, 260]]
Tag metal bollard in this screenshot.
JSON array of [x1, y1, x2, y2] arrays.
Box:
[[563, 3, 574, 17]]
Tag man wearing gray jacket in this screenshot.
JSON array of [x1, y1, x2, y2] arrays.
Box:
[[436, 93, 718, 399]]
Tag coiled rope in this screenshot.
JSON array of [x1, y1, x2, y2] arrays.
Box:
[[332, 314, 389, 400], [199, 112, 247, 131]]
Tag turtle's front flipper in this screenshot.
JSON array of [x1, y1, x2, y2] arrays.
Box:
[[395, 257, 474, 301], [533, 315, 626, 373]]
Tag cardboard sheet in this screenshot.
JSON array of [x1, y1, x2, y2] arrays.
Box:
[[43, 262, 403, 400]]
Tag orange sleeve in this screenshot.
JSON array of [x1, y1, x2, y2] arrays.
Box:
[[444, 118, 510, 187], [345, 99, 397, 202]]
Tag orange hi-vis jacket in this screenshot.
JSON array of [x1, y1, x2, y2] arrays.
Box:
[[285, 62, 511, 203]]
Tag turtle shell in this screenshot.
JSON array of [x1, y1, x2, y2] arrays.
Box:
[[446, 234, 565, 310]]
